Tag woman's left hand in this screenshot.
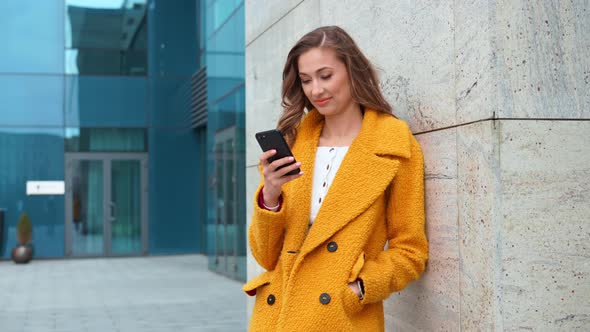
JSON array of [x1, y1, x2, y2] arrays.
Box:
[[348, 281, 361, 297]]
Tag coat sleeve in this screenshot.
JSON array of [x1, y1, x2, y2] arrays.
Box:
[[248, 178, 286, 271], [357, 134, 428, 304]]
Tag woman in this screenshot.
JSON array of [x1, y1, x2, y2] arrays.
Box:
[[243, 26, 428, 331]]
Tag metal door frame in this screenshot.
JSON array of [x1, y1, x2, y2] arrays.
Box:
[[213, 126, 239, 276], [65, 153, 149, 257]]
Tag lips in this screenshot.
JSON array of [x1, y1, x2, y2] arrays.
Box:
[[314, 97, 332, 106]]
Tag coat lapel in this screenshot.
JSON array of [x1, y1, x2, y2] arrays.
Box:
[[281, 111, 322, 252], [289, 108, 413, 258]]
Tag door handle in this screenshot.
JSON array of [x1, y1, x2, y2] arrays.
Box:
[[108, 202, 117, 223]]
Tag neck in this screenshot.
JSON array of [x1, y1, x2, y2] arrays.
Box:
[[319, 104, 363, 146]]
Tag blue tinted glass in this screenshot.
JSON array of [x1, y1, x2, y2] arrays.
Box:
[[206, 0, 242, 33], [65, 0, 147, 48], [65, 76, 147, 127], [65, 48, 147, 76], [148, 0, 198, 76], [211, 85, 245, 114], [149, 77, 192, 127], [0, 1, 64, 74], [65, 0, 148, 76], [206, 2, 244, 53], [148, 128, 203, 254], [206, 54, 245, 80], [205, 3, 244, 102], [0, 128, 65, 258], [203, 0, 246, 281], [65, 128, 147, 152], [0, 75, 64, 126]]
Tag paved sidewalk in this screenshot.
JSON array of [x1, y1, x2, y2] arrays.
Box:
[[0, 255, 247, 332]]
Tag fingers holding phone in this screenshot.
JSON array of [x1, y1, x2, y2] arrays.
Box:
[[256, 130, 304, 205], [259, 150, 303, 204]]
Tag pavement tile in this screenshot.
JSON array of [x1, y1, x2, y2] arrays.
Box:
[[0, 255, 247, 331]]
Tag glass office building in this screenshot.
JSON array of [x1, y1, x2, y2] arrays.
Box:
[[0, 0, 246, 281]]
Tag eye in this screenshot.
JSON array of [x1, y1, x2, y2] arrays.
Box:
[[300, 79, 311, 85], [320, 74, 332, 80]]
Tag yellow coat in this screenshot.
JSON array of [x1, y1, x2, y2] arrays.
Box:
[[243, 108, 428, 331]]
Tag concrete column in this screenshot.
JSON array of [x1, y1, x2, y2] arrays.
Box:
[[245, 0, 590, 330]]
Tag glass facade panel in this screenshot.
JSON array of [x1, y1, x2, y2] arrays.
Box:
[[0, 128, 65, 258], [0, 0, 245, 270], [65, 76, 148, 127], [70, 159, 104, 256], [148, 77, 192, 127], [66, 48, 147, 76], [206, 0, 242, 32], [206, 1, 244, 54], [204, 1, 246, 281], [148, 0, 199, 77], [65, 0, 147, 76], [148, 128, 203, 254], [65, 128, 147, 152], [0, 76, 64, 127], [110, 160, 142, 255], [0, 1, 64, 74]]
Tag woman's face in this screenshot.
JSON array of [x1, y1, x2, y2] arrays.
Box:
[[297, 47, 355, 116]]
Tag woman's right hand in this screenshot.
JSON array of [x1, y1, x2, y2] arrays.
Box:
[[259, 149, 303, 206]]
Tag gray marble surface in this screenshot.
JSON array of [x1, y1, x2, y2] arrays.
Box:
[[245, 0, 306, 45], [457, 120, 503, 331], [455, 0, 497, 125], [496, 1, 590, 118], [385, 129, 460, 331], [499, 120, 590, 330], [319, 0, 456, 132], [244, 1, 590, 330]]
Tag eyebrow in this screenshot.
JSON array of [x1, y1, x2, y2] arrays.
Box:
[[298, 66, 333, 76]]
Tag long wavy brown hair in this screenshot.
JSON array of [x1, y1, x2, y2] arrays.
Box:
[[278, 25, 395, 145]]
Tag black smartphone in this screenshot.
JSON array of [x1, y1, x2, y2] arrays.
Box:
[[255, 129, 301, 176]]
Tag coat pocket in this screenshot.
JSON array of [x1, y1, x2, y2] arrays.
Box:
[[347, 251, 366, 283], [242, 271, 272, 296], [341, 282, 365, 316]]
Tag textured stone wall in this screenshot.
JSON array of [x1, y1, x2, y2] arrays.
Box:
[[244, 0, 590, 330]]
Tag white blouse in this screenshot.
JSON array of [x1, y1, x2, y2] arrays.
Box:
[[309, 146, 350, 227]]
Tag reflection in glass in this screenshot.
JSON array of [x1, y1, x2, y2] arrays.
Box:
[[65, 0, 147, 75], [71, 160, 104, 256], [65, 75, 148, 127], [0, 76, 64, 126], [148, 0, 198, 76], [204, 1, 246, 281], [214, 141, 226, 271], [0, 1, 64, 73], [148, 127, 202, 254], [210, 123, 245, 280], [66, 48, 147, 75], [65, 128, 147, 152], [149, 77, 192, 127], [207, 0, 242, 32], [110, 160, 142, 255], [0, 128, 65, 258]]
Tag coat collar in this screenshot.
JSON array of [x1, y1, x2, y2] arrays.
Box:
[[294, 108, 412, 158], [285, 108, 412, 258]]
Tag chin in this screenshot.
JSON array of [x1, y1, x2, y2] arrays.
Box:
[[315, 106, 338, 116]]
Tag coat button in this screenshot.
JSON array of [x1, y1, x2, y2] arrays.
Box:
[[319, 293, 331, 305], [327, 241, 338, 252], [267, 294, 275, 305]]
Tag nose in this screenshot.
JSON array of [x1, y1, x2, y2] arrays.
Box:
[[311, 80, 324, 97]]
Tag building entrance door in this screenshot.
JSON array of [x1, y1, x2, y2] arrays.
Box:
[[210, 126, 246, 280], [65, 153, 148, 257]]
